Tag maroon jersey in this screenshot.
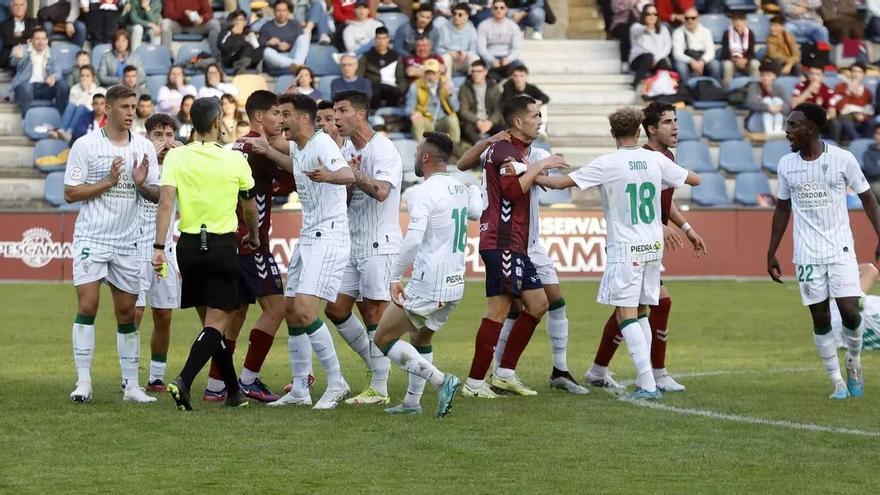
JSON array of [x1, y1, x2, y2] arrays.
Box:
[[479, 137, 531, 254], [644, 143, 675, 226], [232, 131, 295, 255]]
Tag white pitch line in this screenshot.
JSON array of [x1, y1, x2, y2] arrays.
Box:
[[614, 367, 815, 387]]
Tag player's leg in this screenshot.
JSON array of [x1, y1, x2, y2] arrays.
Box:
[[831, 259, 866, 397], [809, 299, 849, 398], [70, 280, 101, 402], [386, 326, 436, 414], [465, 250, 513, 398], [238, 293, 286, 402], [651, 284, 684, 392], [325, 261, 374, 373], [543, 283, 589, 394], [147, 308, 172, 391], [493, 301, 522, 369], [291, 293, 350, 409], [109, 283, 156, 403], [205, 303, 247, 400], [373, 305, 422, 412], [586, 311, 625, 389]]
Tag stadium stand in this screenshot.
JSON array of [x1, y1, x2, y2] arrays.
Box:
[[677, 140, 717, 173], [702, 108, 743, 141], [24, 107, 61, 141], [762, 140, 790, 174], [692, 172, 732, 206], [719, 140, 761, 174], [676, 110, 699, 142], [734, 172, 772, 206]]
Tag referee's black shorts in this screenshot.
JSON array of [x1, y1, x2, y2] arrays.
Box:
[[176, 232, 239, 310]]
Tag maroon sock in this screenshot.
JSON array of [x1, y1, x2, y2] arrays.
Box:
[[593, 312, 622, 367], [208, 338, 236, 382], [649, 297, 672, 369], [242, 328, 274, 373], [499, 312, 540, 370], [468, 318, 503, 380]]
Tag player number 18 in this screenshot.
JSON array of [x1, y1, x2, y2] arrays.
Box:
[[450, 207, 468, 253], [625, 182, 656, 225]]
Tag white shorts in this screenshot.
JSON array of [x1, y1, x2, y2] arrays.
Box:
[[529, 244, 559, 286], [285, 241, 350, 302], [597, 260, 662, 307], [72, 243, 140, 295], [403, 294, 460, 332], [797, 258, 863, 306], [340, 254, 397, 301], [136, 257, 181, 309]]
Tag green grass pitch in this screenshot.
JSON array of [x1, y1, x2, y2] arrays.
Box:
[[1, 281, 878, 494]]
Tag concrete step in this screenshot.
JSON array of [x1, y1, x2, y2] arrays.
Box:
[[547, 104, 623, 116], [0, 136, 33, 146], [0, 111, 24, 135], [547, 114, 617, 137], [544, 87, 638, 105], [0, 102, 17, 113], [529, 73, 632, 85], [540, 82, 628, 93], [0, 178, 44, 202], [568, 28, 608, 40], [569, 5, 602, 19], [520, 58, 622, 75], [548, 135, 647, 147], [521, 39, 619, 58], [0, 146, 35, 169]]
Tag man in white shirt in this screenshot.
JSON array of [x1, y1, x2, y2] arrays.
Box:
[[671, 8, 720, 83]]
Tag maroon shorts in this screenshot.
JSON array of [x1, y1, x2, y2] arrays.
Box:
[[238, 251, 283, 304]]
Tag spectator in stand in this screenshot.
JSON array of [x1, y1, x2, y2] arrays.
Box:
[[36, 0, 86, 46], [766, 15, 800, 76], [656, 0, 692, 26], [438, 3, 480, 80], [721, 12, 759, 87], [176, 94, 195, 141], [83, 0, 122, 44], [122, 64, 149, 97], [343, 0, 382, 54], [0, 0, 37, 70], [70, 93, 107, 143], [66, 50, 90, 87], [671, 7, 720, 83], [161, 0, 222, 59], [477, 0, 524, 80], [610, 0, 640, 71], [501, 64, 550, 105], [331, 0, 360, 42], [394, 3, 440, 57], [133, 94, 154, 134], [507, 0, 546, 40], [219, 94, 246, 144], [628, 4, 673, 90], [128, 0, 163, 51], [406, 58, 460, 143], [819, 0, 863, 44], [330, 53, 373, 98], [745, 61, 790, 135], [198, 63, 239, 99], [98, 29, 144, 87], [4, 27, 68, 118], [287, 65, 324, 101], [869, 0, 880, 42], [219, 10, 263, 73], [432, 0, 453, 28], [792, 65, 836, 137], [779, 0, 830, 44], [358, 26, 406, 108], [291, 0, 332, 44], [157, 65, 197, 115], [403, 34, 445, 82], [458, 59, 503, 145], [860, 126, 880, 197], [52, 64, 106, 141], [260, 0, 311, 74], [827, 63, 874, 144]]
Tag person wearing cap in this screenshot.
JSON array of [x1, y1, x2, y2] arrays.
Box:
[[153, 97, 261, 411], [405, 57, 460, 144]]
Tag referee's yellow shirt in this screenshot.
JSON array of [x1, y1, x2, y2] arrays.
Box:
[[161, 141, 255, 234]]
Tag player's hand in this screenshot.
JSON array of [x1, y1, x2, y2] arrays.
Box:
[[305, 158, 333, 182], [686, 229, 708, 257], [664, 225, 684, 250], [536, 154, 567, 171], [152, 249, 167, 272], [132, 153, 149, 187], [241, 134, 271, 155], [242, 231, 260, 250], [390, 281, 406, 307], [106, 156, 124, 186], [348, 153, 363, 171], [169, 140, 184, 149], [488, 130, 511, 144], [767, 255, 783, 284]]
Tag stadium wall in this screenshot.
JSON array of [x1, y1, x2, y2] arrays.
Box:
[[0, 210, 877, 281]]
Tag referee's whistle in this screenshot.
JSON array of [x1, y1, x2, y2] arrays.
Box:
[[200, 224, 208, 252]]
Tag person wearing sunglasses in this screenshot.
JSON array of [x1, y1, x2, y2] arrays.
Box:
[[476, 0, 525, 81], [671, 8, 720, 84], [628, 4, 674, 89], [437, 3, 480, 81]]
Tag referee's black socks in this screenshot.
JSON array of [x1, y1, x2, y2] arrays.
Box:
[[180, 327, 226, 389], [212, 337, 240, 392]]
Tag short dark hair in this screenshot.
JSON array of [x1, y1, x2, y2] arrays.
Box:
[[31, 26, 47, 38], [452, 3, 470, 15], [730, 12, 746, 21], [510, 65, 529, 75], [333, 90, 371, 113], [138, 94, 153, 103], [423, 132, 454, 162], [274, 0, 292, 10], [105, 84, 137, 104], [852, 62, 867, 72], [416, 3, 433, 13], [502, 95, 538, 126], [79, 65, 96, 78], [191, 97, 222, 135], [793, 102, 828, 130], [145, 113, 178, 133], [92, 93, 106, 102], [759, 60, 779, 75], [471, 59, 487, 70], [642, 101, 675, 135], [317, 100, 335, 112], [245, 90, 279, 120], [279, 93, 318, 121], [123, 65, 138, 74], [375, 26, 389, 36], [770, 14, 785, 25]]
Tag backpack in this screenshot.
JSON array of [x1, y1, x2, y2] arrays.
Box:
[[690, 79, 727, 101]]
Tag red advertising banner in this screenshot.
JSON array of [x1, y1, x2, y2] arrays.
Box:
[[1, 209, 878, 281]]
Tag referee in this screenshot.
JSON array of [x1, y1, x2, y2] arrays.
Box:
[[152, 97, 261, 411]]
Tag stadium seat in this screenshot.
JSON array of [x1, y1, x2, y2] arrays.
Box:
[[702, 108, 742, 141], [33, 138, 69, 172], [452, 75, 466, 88], [24, 107, 61, 141], [136, 44, 173, 76], [232, 74, 269, 110], [91, 43, 112, 69], [734, 172, 771, 205], [848, 138, 873, 167], [676, 110, 698, 141], [44, 171, 79, 210], [865, 77, 880, 98], [691, 172, 732, 206], [146, 74, 167, 101], [375, 106, 407, 117], [539, 186, 571, 206], [728, 76, 756, 109], [189, 73, 206, 91], [824, 71, 843, 90], [677, 141, 717, 172], [701, 14, 731, 43], [176, 42, 210, 74], [50, 42, 79, 75], [317, 75, 338, 97], [305, 44, 341, 76], [719, 140, 761, 174], [172, 32, 206, 42], [727, 0, 759, 12], [393, 139, 418, 179], [754, 46, 767, 61], [686, 77, 728, 110], [746, 13, 769, 43], [775, 76, 800, 100], [762, 140, 790, 173], [378, 12, 408, 35], [276, 74, 295, 94]]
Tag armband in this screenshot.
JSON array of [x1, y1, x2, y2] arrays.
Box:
[[239, 189, 254, 199]]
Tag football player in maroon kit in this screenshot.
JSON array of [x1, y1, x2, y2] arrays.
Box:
[[463, 95, 566, 398], [202, 90, 294, 402]]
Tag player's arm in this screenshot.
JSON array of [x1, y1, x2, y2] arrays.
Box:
[[534, 174, 576, 190], [456, 130, 511, 171], [388, 196, 429, 305], [152, 185, 176, 271], [684, 170, 701, 186], [669, 201, 708, 256], [242, 134, 292, 173], [767, 198, 791, 283], [466, 184, 483, 220], [239, 192, 260, 249], [499, 155, 567, 199], [305, 155, 355, 185], [351, 152, 394, 201], [64, 156, 124, 203]]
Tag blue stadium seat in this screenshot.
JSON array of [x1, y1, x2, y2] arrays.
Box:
[[538, 187, 571, 206], [687, 77, 727, 110], [848, 138, 874, 167], [775, 76, 800, 100], [824, 71, 843, 90], [276, 74, 295, 94], [378, 12, 408, 36], [24, 107, 61, 141], [305, 44, 341, 76], [33, 138, 69, 172], [719, 140, 760, 174], [762, 140, 790, 173], [746, 13, 769, 43], [146, 74, 167, 101], [754, 46, 767, 61], [734, 172, 771, 205], [702, 108, 742, 141], [691, 172, 732, 206], [44, 171, 80, 210], [701, 14, 731, 44], [392, 139, 417, 174], [728, 76, 757, 109], [677, 110, 699, 141], [176, 42, 210, 73], [452, 75, 466, 89], [318, 75, 338, 97], [865, 77, 880, 98], [677, 141, 717, 172], [136, 44, 173, 76], [189, 73, 206, 91], [172, 32, 206, 42], [375, 106, 408, 117], [51, 42, 79, 75], [91, 43, 112, 69], [727, 0, 759, 12]]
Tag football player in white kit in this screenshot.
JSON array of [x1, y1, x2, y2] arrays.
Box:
[[832, 263, 880, 350], [372, 132, 482, 416], [243, 93, 357, 409], [64, 85, 161, 404], [324, 90, 402, 405], [767, 103, 880, 399], [537, 107, 699, 400], [134, 114, 183, 393]]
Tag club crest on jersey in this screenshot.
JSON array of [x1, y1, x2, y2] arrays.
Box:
[[822, 164, 829, 174]]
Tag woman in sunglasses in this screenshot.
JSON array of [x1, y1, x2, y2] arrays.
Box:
[[628, 4, 674, 89]]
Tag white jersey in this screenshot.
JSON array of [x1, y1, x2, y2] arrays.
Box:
[[341, 133, 403, 258], [136, 165, 177, 261], [776, 143, 870, 265], [570, 146, 688, 263], [64, 128, 160, 253], [527, 147, 551, 254], [291, 131, 350, 245], [399, 174, 476, 301]]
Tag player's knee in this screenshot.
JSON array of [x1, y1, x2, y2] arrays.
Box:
[[410, 328, 433, 347], [115, 306, 135, 325], [77, 298, 99, 316], [152, 309, 172, 331], [323, 304, 348, 324], [525, 297, 549, 318], [373, 330, 394, 352]]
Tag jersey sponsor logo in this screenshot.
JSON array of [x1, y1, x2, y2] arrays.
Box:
[[793, 182, 830, 209], [0, 228, 74, 268], [444, 272, 465, 288], [630, 241, 662, 255]]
